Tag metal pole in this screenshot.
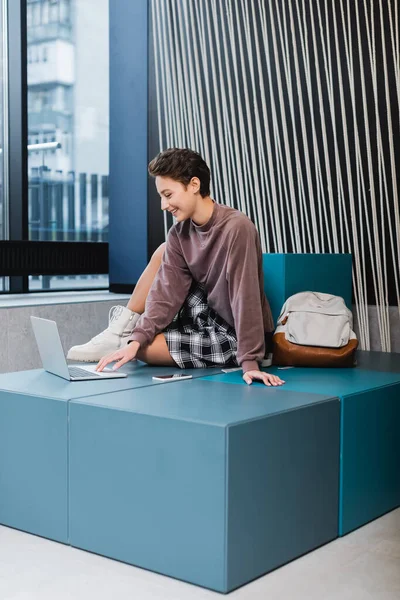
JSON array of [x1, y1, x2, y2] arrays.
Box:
[[55, 169, 63, 241], [67, 170, 75, 241], [79, 172, 87, 242], [101, 174, 108, 243], [39, 166, 50, 242], [29, 167, 40, 241], [40, 166, 51, 289], [91, 173, 98, 242]]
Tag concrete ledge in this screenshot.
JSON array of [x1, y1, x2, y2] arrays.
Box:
[[0, 291, 131, 309]]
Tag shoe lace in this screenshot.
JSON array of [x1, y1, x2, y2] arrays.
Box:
[[109, 305, 124, 324], [90, 306, 125, 342]]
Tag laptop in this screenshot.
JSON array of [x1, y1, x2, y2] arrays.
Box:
[[30, 316, 128, 381]]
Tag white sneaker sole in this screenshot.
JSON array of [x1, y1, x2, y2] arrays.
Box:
[[66, 339, 136, 363], [66, 351, 103, 363]]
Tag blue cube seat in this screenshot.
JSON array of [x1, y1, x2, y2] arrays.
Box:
[[202, 351, 400, 537], [0, 387, 69, 543], [68, 381, 340, 593], [0, 363, 222, 543], [260, 254, 400, 535]]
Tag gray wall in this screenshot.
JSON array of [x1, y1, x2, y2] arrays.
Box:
[[0, 299, 128, 373]]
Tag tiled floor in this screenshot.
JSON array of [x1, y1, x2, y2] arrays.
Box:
[[0, 509, 399, 600]]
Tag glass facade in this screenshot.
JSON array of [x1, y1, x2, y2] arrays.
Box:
[[0, 0, 5, 241], [29, 273, 109, 291], [26, 0, 109, 290], [1, 0, 9, 291]]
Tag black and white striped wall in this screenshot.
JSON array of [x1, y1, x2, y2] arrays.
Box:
[[147, 0, 400, 352]]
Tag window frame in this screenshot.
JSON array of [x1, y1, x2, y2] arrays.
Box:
[[2, 0, 108, 294]]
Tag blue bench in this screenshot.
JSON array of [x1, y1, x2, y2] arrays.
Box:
[[203, 352, 400, 538], [68, 381, 339, 593], [1, 253, 399, 593], [0, 364, 222, 544]]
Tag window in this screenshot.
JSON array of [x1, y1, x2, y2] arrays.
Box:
[[26, 0, 110, 291], [29, 274, 109, 291], [33, 2, 40, 26], [27, 4, 33, 27], [59, 0, 70, 24], [1, 2, 6, 242], [0, 1, 9, 291], [42, 1, 49, 24], [49, 0, 59, 24]]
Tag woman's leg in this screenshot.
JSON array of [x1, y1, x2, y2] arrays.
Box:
[[136, 333, 177, 366], [126, 242, 166, 314], [67, 242, 177, 364]]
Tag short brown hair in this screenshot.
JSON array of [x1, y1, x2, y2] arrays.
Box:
[[148, 148, 210, 197]]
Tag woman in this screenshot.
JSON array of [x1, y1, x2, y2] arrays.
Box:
[[95, 148, 284, 387]]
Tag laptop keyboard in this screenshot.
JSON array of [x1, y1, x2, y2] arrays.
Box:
[[68, 366, 101, 378]]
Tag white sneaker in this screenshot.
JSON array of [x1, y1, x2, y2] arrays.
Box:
[[66, 305, 141, 362]]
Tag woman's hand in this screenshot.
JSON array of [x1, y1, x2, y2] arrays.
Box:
[[243, 370, 285, 386], [95, 341, 140, 372]]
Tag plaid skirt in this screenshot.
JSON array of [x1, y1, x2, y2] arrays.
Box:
[[163, 280, 273, 369]]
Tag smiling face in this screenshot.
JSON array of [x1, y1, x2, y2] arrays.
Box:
[[156, 175, 201, 222]]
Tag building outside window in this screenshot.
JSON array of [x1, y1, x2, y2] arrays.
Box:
[[27, 0, 110, 290]]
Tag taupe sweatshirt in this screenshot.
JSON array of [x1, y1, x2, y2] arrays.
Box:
[[129, 202, 274, 373]]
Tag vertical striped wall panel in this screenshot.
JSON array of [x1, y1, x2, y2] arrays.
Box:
[[149, 0, 400, 352]]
